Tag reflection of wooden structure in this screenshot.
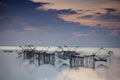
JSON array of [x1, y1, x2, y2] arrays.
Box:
[[3, 50, 13, 52]]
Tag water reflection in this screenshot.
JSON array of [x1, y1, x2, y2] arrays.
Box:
[[55, 68, 105, 80], [16, 49, 118, 80], [0, 47, 120, 80]]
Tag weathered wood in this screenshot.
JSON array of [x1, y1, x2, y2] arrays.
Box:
[[70, 55, 96, 69]]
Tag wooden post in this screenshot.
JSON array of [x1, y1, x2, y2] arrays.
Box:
[[92, 54, 95, 69], [70, 55, 72, 68]]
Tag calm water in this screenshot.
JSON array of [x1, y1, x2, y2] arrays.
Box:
[[0, 47, 120, 80]]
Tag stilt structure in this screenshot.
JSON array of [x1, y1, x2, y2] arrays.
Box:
[[18, 45, 113, 69], [70, 54, 95, 69]]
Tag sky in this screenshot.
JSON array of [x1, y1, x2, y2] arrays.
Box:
[[0, 0, 120, 47]]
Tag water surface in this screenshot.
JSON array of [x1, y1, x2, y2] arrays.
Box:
[[0, 47, 120, 80]]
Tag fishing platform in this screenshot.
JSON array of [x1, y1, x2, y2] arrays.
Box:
[[17, 45, 113, 69]]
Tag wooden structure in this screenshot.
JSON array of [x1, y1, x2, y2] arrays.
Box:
[[70, 54, 95, 69], [18, 45, 113, 69]]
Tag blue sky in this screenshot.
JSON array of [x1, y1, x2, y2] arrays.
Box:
[[0, 0, 120, 47]]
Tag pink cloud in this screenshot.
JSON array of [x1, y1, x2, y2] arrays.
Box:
[[24, 25, 39, 32], [109, 30, 120, 36], [13, 21, 40, 32], [31, 0, 120, 14], [0, 16, 7, 19], [59, 13, 120, 29], [72, 32, 89, 37], [31, 0, 120, 29]]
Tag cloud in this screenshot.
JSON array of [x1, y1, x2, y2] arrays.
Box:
[[24, 25, 39, 32], [31, 0, 120, 12], [55, 68, 105, 80], [14, 21, 40, 32], [105, 8, 116, 15], [22, 24, 40, 32], [0, 16, 7, 19], [59, 13, 120, 28], [72, 32, 89, 37], [31, 0, 120, 28], [109, 29, 120, 36]]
